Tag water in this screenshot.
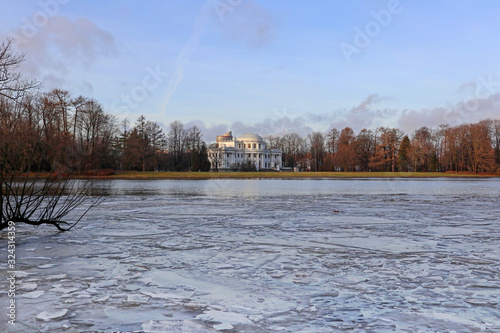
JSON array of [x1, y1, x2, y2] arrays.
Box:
[[1, 178, 499, 332]]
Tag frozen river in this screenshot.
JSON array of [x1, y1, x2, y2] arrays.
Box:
[[1, 178, 500, 332]]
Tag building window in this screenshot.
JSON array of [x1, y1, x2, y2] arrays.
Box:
[[253, 143, 256, 149], [248, 154, 251, 158], [259, 144, 261, 149]]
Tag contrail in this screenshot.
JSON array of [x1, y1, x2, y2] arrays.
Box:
[[162, 0, 214, 114]]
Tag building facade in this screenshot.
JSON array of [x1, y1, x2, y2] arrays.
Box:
[[209, 131, 282, 171]]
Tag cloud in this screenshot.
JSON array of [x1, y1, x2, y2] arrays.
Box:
[[11, 16, 118, 89], [397, 92, 500, 132], [163, 0, 276, 114], [326, 94, 397, 131], [162, 1, 215, 114], [182, 115, 313, 144], [173, 88, 500, 143], [211, 0, 275, 47]]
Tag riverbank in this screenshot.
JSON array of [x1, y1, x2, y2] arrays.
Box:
[[100, 171, 500, 180]]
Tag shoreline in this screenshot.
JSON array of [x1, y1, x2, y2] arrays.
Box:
[[91, 171, 500, 180]]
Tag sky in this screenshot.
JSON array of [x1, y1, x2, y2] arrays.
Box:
[[1, 0, 500, 141]]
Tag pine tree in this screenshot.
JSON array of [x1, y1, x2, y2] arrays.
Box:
[[398, 135, 411, 172]]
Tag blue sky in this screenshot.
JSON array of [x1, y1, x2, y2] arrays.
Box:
[[1, 0, 500, 140]]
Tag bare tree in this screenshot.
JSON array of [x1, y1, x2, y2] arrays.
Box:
[[465, 121, 494, 173], [493, 120, 500, 168], [0, 38, 100, 231], [410, 126, 434, 171], [308, 131, 325, 171], [333, 127, 358, 171], [208, 143, 223, 172], [370, 127, 404, 172], [186, 126, 202, 152], [0, 38, 40, 101], [167, 120, 186, 171], [355, 129, 375, 172], [147, 121, 167, 171], [326, 128, 339, 155]]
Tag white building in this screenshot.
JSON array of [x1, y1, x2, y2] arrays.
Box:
[[209, 131, 282, 171]]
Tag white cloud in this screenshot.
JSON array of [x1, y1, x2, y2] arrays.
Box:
[[11, 16, 118, 89]]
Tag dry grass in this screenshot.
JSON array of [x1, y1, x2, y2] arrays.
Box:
[[102, 171, 500, 180]]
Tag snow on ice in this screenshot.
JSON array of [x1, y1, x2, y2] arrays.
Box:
[[1, 179, 500, 332]]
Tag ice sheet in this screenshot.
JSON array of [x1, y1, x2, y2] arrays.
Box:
[[1, 179, 500, 332]]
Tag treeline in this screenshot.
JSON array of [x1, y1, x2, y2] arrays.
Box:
[[0, 90, 210, 174], [2, 88, 498, 174], [2, 37, 499, 175], [266, 121, 500, 173]]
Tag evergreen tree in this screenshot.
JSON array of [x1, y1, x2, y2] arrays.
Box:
[[191, 150, 201, 171], [200, 144, 211, 171], [430, 153, 439, 172], [398, 135, 411, 172]]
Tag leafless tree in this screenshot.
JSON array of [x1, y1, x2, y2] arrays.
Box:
[[308, 131, 325, 171], [370, 127, 404, 172], [326, 128, 339, 155], [354, 129, 375, 171], [0, 38, 100, 231], [0, 38, 40, 101], [410, 126, 434, 171], [147, 121, 167, 171], [208, 143, 223, 172], [167, 120, 187, 171]]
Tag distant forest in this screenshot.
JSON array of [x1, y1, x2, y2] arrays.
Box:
[[1, 38, 499, 174], [271, 121, 499, 173], [2, 87, 499, 174]]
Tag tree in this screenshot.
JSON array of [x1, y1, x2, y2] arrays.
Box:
[[398, 135, 411, 172], [135, 115, 150, 171], [199, 143, 211, 171], [208, 143, 223, 172], [410, 126, 434, 172], [0, 38, 40, 100], [121, 128, 143, 170], [370, 127, 404, 172], [464, 121, 494, 173], [280, 132, 304, 168], [308, 131, 325, 171], [443, 125, 464, 172], [1, 38, 100, 231], [146, 121, 167, 171], [354, 129, 375, 171], [326, 128, 339, 155], [333, 145, 358, 171], [186, 125, 204, 171], [493, 120, 500, 168], [167, 120, 186, 171], [186, 126, 202, 152], [333, 127, 358, 171], [78, 99, 114, 170]]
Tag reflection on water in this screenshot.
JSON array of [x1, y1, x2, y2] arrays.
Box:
[[90, 178, 500, 198]]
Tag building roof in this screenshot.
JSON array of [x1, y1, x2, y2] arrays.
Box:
[[237, 133, 264, 142]]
